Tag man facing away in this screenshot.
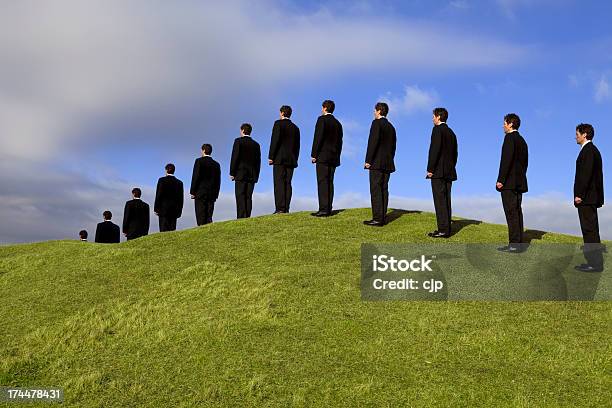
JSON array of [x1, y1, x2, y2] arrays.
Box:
[[154, 163, 184, 232], [230, 123, 261, 218], [123, 188, 150, 240], [78, 230, 88, 242], [363, 102, 396, 227], [573, 123, 604, 272], [268, 105, 300, 214], [496, 113, 529, 253], [311, 99, 343, 217], [190, 143, 221, 226], [95, 210, 120, 243], [426, 107, 458, 238]]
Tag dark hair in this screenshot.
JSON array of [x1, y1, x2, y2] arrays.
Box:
[[201, 143, 212, 155], [165, 163, 175, 174], [103, 210, 112, 220], [79, 230, 88, 239], [280, 105, 292, 118], [433, 107, 449, 122], [504, 113, 521, 130], [375, 102, 389, 117], [322, 100, 335, 114], [576, 123, 595, 140], [132, 188, 142, 198], [240, 123, 252, 135]]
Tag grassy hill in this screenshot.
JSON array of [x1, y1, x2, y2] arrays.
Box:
[[0, 208, 610, 407]]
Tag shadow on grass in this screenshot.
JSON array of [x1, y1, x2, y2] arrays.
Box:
[[451, 219, 482, 236], [524, 229, 547, 243], [329, 209, 346, 217], [385, 209, 422, 225]]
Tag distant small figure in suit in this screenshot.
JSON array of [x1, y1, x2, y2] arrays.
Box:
[[123, 188, 150, 240], [496, 113, 529, 253], [311, 99, 343, 217], [78, 230, 88, 241], [154, 163, 184, 232], [231, 123, 261, 219], [190, 143, 221, 225], [363, 102, 396, 227], [95, 210, 120, 243], [426, 107, 458, 238], [269, 105, 300, 214], [573, 123, 604, 272]]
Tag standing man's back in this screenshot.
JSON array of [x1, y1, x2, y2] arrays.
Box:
[[268, 105, 300, 214], [123, 188, 150, 240], [231, 123, 261, 218], [311, 99, 343, 216], [154, 163, 184, 232], [95, 210, 120, 243], [190, 143, 221, 225]]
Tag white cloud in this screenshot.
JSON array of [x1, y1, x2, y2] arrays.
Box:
[[0, 0, 529, 160], [381, 85, 438, 116], [594, 75, 610, 102], [449, 0, 471, 10], [496, 0, 569, 20]]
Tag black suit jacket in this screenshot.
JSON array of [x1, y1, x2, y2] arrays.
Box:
[[311, 114, 343, 166], [94, 221, 120, 244], [365, 117, 397, 173], [231, 136, 261, 183], [154, 175, 184, 219], [574, 142, 604, 208], [269, 119, 300, 168], [123, 199, 150, 239], [190, 156, 221, 201], [497, 131, 528, 192], [427, 123, 458, 181]]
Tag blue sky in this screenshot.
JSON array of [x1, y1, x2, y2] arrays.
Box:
[[0, 0, 610, 242]]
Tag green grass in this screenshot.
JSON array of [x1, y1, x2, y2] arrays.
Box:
[[0, 208, 610, 407]]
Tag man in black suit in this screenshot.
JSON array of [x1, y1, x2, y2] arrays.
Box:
[[94, 210, 120, 243], [190, 143, 221, 225], [426, 107, 458, 238], [311, 99, 343, 217], [78, 230, 88, 241], [363, 102, 396, 227], [231, 123, 261, 218], [154, 163, 184, 232], [573, 123, 604, 272], [123, 188, 150, 240], [496, 113, 529, 253], [269, 105, 300, 214]]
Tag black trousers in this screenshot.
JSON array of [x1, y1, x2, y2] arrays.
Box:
[[235, 181, 255, 219], [273, 165, 294, 212], [158, 216, 177, 232], [431, 178, 453, 235], [316, 163, 336, 214], [501, 190, 524, 244], [369, 170, 390, 223], [195, 198, 215, 226], [578, 205, 603, 268]]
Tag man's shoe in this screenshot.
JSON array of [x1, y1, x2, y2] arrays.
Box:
[[273, 210, 286, 214], [363, 220, 385, 227], [574, 264, 603, 273], [311, 211, 330, 217], [428, 231, 450, 238]]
